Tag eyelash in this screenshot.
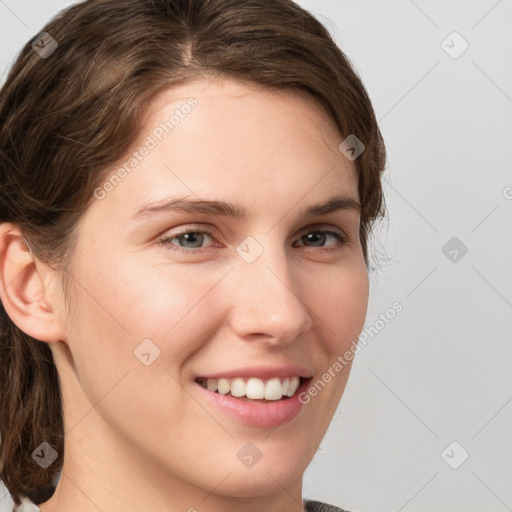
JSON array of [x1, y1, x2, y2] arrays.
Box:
[[158, 226, 348, 255]]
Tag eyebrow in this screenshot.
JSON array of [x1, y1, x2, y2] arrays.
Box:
[[130, 193, 361, 221]]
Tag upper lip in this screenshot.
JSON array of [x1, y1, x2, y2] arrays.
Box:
[[195, 365, 313, 380]]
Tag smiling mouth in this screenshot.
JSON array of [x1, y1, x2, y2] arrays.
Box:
[[195, 376, 309, 402]]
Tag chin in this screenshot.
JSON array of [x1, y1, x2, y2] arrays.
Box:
[[211, 470, 302, 498], [203, 451, 308, 498]]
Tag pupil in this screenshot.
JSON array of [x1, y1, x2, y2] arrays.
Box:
[[305, 233, 324, 246], [181, 233, 203, 248]]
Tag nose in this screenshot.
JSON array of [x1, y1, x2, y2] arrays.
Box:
[[225, 239, 314, 346]]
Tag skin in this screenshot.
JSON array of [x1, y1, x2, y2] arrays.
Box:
[[0, 76, 369, 512]]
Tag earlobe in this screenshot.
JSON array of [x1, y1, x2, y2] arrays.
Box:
[[0, 223, 64, 343]]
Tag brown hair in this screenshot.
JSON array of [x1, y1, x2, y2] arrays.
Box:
[[0, 0, 387, 506]]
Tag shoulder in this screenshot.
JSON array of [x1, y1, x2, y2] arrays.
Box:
[[304, 498, 354, 512], [11, 496, 41, 512]]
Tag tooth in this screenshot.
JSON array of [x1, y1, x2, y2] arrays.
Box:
[[281, 377, 290, 396], [264, 377, 284, 400], [217, 378, 230, 395], [245, 378, 265, 399], [205, 376, 302, 399], [230, 378, 246, 397], [285, 376, 300, 397]]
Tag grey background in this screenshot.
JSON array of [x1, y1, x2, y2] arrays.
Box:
[[1, 1, 511, 511]]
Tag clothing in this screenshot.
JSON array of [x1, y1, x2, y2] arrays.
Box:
[[304, 499, 352, 512], [13, 495, 353, 511]]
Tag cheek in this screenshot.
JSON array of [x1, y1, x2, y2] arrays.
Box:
[[85, 258, 220, 333], [306, 261, 369, 353], [62, 259, 227, 442], [300, 263, 368, 413], [65, 259, 229, 387]]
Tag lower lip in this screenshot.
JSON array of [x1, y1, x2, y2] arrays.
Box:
[[195, 378, 311, 428]]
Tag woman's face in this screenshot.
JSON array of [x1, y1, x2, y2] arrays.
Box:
[[53, 77, 369, 503]]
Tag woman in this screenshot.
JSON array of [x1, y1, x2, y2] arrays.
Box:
[[0, 0, 387, 511]]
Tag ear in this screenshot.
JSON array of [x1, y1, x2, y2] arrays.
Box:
[[0, 223, 66, 343]]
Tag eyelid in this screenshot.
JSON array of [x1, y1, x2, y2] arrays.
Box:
[[158, 222, 349, 254], [297, 222, 347, 237], [161, 222, 347, 241]]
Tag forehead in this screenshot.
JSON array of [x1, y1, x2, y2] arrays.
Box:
[[136, 76, 357, 179], [91, 76, 359, 225], [148, 76, 336, 127], [143, 76, 346, 156]]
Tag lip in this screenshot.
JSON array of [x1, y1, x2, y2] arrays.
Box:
[[194, 365, 314, 380], [194, 376, 313, 428]]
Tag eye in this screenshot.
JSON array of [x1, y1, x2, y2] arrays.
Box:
[[158, 225, 349, 254], [294, 228, 348, 252], [159, 227, 216, 254]]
